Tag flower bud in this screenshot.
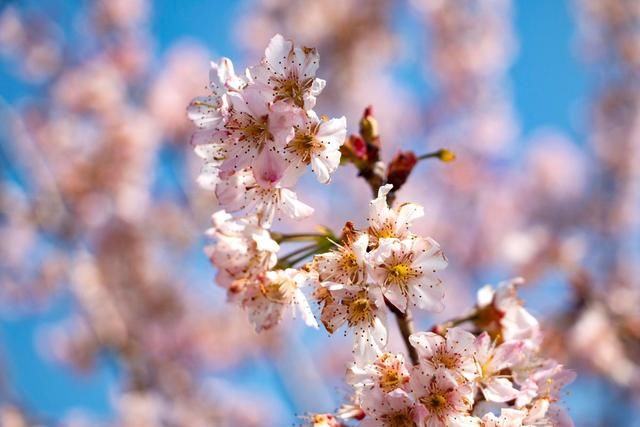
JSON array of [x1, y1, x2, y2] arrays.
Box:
[[386, 151, 418, 190], [437, 148, 455, 162], [340, 135, 368, 163], [359, 105, 379, 146]]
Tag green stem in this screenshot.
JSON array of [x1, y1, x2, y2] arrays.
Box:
[[417, 151, 441, 161], [279, 243, 319, 262], [272, 232, 329, 243], [284, 247, 322, 267], [417, 148, 455, 162]]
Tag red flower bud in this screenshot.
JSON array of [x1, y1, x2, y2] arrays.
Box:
[[386, 151, 418, 191]]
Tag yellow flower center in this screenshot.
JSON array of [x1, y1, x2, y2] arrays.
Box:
[[241, 115, 271, 140], [385, 261, 417, 291], [273, 75, 313, 108], [382, 412, 415, 427], [226, 113, 273, 152], [259, 280, 294, 304], [380, 369, 403, 392], [377, 227, 396, 239], [345, 292, 376, 326], [433, 347, 459, 370], [420, 393, 447, 412], [390, 263, 411, 279], [287, 130, 324, 163]]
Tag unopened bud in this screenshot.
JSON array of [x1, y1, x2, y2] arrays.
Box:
[[341, 135, 368, 162], [437, 148, 455, 162], [386, 151, 418, 190], [359, 105, 379, 145]]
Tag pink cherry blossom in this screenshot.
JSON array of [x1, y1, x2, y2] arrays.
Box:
[[369, 236, 447, 313], [411, 367, 476, 427], [191, 129, 226, 190], [367, 184, 425, 247], [317, 283, 388, 364], [312, 232, 369, 285], [243, 268, 318, 332], [283, 111, 347, 184], [204, 210, 278, 296], [249, 33, 326, 110], [513, 359, 576, 408], [215, 168, 313, 228], [475, 279, 540, 345], [410, 327, 478, 382], [348, 352, 411, 395], [359, 390, 418, 427], [474, 332, 523, 402]]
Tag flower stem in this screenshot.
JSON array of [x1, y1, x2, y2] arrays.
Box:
[[272, 232, 328, 243], [279, 243, 319, 263], [283, 247, 322, 267], [417, 148, 455, 162]]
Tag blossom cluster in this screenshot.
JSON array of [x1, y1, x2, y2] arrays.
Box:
[[189, 34, 349, 332], [309, 184, 447, 362], [188, 33, 346, 228], [330, 280, 576, 427], [188, 34, 575, 427]]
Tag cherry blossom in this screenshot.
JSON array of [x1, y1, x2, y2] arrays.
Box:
[[191, 129, 226, 190], [475, 279, 540, 345], [204, 210, 278, 295], [359, 390, 418, 427], [411, 367, 476, 427], [367, 184, 425, 247], [283, 110, 347, 184], [348, 352, 412, 395], [473, 332, 523, 403], [513, 359, 576, 408], [410, 327, 478, 382], [312, 231, 369, 285], [215, 168, 313, 228], [182, 33, 578, 427], [249, 33, 326, 110], [369, 236, 447, 313], [317, 283, 388, 364], [243, 268, 318, 332]]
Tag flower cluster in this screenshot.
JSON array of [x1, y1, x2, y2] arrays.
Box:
[[188, 34, 348, 331], [333, 280, 575, 427], [309, 184, 447, 363], [188, 33, 346, 227], [188, 34, 575, 427]]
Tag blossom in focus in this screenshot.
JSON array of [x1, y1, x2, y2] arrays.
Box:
[[367, 184, 425, 247], [188, 34, 345, 231], [249, 33, 326, 110], [410, 367, 476, 427], [369, 236, 447, 313], [409, 327, 477, 382], [317, 283, 388, 364]]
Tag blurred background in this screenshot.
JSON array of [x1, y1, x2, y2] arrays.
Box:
[[0, 0, 639, 425]]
